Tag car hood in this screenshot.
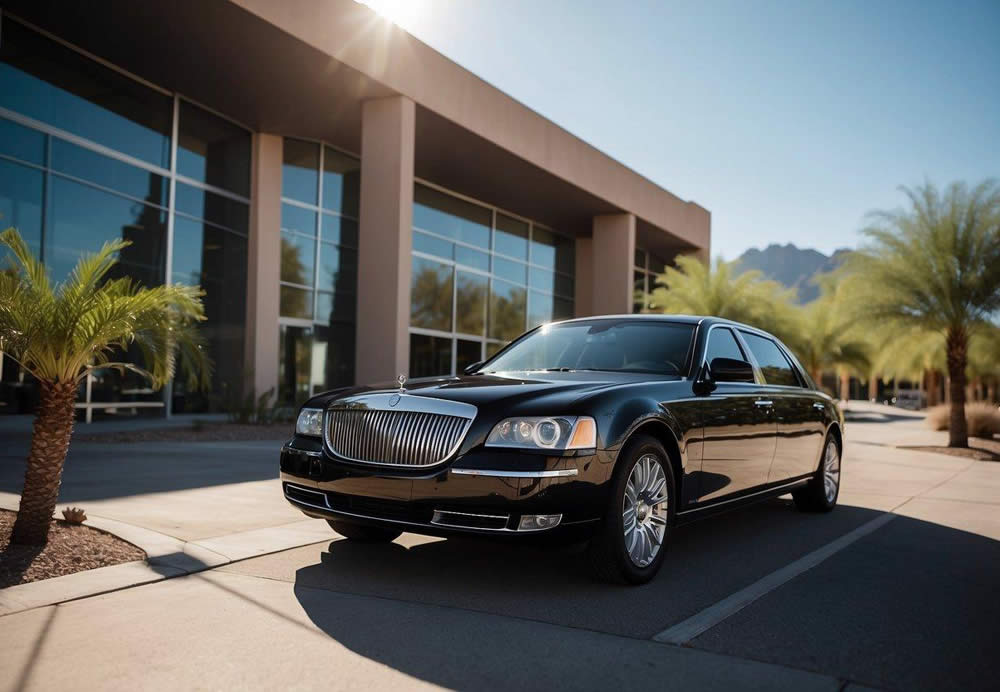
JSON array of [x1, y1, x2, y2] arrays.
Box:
[[308, 371, 682, 413]]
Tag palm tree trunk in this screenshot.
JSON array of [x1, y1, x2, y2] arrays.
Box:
[[927, 369, 938, 407], [11, 380, 78, 545], [839, 372, 850, 401], [945, 326, 969, 449]]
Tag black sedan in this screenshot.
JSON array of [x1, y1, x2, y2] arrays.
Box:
[[281, 315, 844, 584]]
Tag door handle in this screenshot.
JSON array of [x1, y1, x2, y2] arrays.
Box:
[[812, 402, 826, 410], [754, 399, 773, 407]]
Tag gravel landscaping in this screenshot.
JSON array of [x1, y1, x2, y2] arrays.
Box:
[[0, 509, 146, 588]]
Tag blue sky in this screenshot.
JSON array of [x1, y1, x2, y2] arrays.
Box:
[[362, 0, 1000, 259]]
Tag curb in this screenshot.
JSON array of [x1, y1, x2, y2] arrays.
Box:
[[0, 503, 333, 617]]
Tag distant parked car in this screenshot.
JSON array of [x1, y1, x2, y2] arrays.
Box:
[[894, 390, 925, 410], [281, 315, 844, 584]]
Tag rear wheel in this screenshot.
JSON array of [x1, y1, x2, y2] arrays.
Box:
[[793, 434, 840, 512], [588, 435, 675, 584], [327, 519, 402, 543]]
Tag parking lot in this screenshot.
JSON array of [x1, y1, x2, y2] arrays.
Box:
[[2, 411, 998, 691]]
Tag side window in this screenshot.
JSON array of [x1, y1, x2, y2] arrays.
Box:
[[704, 327, 746, 365], [740, 332, 800, 387]]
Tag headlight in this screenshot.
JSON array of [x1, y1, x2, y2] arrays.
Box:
[[485, 416, 597, 450], [295, 408, 323, 437]]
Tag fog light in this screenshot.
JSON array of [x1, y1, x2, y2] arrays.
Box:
[[518, 514, 562, 531]]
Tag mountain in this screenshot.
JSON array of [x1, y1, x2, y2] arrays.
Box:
[[732, 243, 851, 303]]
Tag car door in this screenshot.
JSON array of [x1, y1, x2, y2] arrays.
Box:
[[695, 326, 777, 502], [737, 330, 825, 483]]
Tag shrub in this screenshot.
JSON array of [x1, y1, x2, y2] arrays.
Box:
[[926, 403, 1000, 438]]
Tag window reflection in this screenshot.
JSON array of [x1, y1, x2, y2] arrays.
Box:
[[0, 19, 171, 167], [489, 278, 527, 341], [0, 158, 44, 260], [0, 117, 45, 165], [176, 182, 248, 232], [322, 146, 360, 217], [280, 232, 316, 287], [456, 339, 482, 373], [282, 139, 319, 205], [414, 184, 490, 247], [410, 256, 453, 331], [494, 213, 528, 259], [51, 138, 168, 206], [279, 325, 314, 404], [410, 333, 451, 378], [177, 101, 251, 197], [456, 271, 487, 335]]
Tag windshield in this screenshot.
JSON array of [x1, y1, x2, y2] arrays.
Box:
[[482, 319, 695, 375]]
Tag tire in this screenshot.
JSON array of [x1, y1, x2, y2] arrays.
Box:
[[793, 433, 840, 513], [327, 519, 402, 543], [587, 434, 675, 584]]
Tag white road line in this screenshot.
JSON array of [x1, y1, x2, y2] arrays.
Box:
[[653, 512, 897, 645]]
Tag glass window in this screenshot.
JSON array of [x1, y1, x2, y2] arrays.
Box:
[[493, 256, 526, 284], [454, 245, 490, 272], [51, 138, 168, 206], [740, 332, 801, 387], [318, 243, 356, 294], [455, 271, 487, 336], [176, 182, 249, 233], [413, 184, 490, 247], [528, 291, 553, 329], [531, 227, 574, 273], [489, 278, 527, 341], [46, 175, 166, 286], [410, 256, 453, 331], [485, 342, 504, 359], [322, 146, 360, 217], [0, 117, 45, 165], [486, 319, 695, 375], [705, 328, 746, 365], [494, 213, 528, 259], [281, 203, 317, 238], [409, 333, 451, 378], [413, 230, 453, 260], [177, 101, 251, 197], [316, 291, 356, 325], [321, 213, 357, 248], [279, 325, 313, 403], [634, 248, 646, 268], [554, 297, 573, 321], [0, 158, 44, 260], [528, 266, 573, 297], [280, 232, 315, 286], [282, 138, 319, 204], [0, 19, 172, 167], [314, 324, 355, 390], [456, 339, 482, 373], [649, 254, 667, 274], [280, 285, 313, 320], [633, 270, 646, 313]]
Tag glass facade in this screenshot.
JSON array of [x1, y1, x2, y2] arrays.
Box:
[[409, 183, 574, 378], [0, 17, 250, 416], [633, 248, 668, 313], [278, 138, 360, 404]]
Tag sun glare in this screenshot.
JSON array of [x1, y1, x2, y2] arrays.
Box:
[[356, 0, 426, 29]]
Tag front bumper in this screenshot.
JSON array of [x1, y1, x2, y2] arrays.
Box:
[[279, 437, 613, 537]]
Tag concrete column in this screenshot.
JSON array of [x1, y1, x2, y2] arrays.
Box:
[[590, 213, 636, 315], [573, 236, 593, 317], [356, 95, 416, 383], [245, 133, 282, 397]]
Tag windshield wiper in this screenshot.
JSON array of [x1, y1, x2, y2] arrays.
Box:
[[540, 367, 574, 372]]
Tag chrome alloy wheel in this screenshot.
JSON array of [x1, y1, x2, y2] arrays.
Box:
[[622, 454, 668, 568], [823, 441, 841, 503]]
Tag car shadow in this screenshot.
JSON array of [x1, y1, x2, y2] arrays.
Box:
[[290, 500, 1000, 691]]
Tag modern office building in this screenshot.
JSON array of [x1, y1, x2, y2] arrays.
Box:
[[0, 0, 710, 418]]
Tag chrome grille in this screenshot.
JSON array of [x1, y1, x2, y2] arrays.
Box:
[[323, 393, 476, 468]]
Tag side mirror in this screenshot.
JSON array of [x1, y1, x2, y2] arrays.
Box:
[[710, 357, 755, 383], [463, 361, 483, 375]]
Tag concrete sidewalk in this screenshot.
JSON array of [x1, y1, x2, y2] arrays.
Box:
[[0, 436, 333, 615]]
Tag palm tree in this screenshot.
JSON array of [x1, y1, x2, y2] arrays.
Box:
[[793, 276, 871, 393], [0, 228, 210, 545], [647, 255, 799, 344], [847, 180, 1000, 447]]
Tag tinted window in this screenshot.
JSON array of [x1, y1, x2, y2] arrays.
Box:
[[177, 101, 251, 197], [486, 320, 694, 375], [740, 332, 800, 387], [705, 327, 746, 365]]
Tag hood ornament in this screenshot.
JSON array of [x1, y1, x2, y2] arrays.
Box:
[[397, 374, 407, 393]]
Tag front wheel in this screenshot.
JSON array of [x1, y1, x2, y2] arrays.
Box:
[[327, 519, 402, 543], [587, 435, 675, 584], [793, 434, 840, 512]]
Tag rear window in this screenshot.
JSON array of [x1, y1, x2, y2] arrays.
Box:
[[740, 332, 801, 387]]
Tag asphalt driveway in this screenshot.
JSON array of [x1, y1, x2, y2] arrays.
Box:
[[1, 411, 998, 691]]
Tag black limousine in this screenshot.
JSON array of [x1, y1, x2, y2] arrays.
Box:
[[281, 315, 843, 584]]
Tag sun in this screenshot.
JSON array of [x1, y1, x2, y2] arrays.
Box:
[[356, 0, 426, 30]]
